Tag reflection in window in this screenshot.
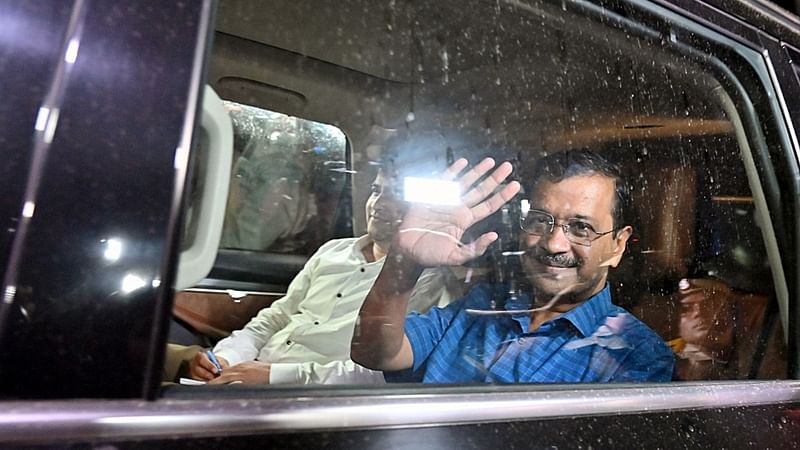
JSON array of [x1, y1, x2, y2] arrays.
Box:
[[220, 101, 348, 255]]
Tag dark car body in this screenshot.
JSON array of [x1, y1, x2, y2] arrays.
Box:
[[1, 0, 800, 448]]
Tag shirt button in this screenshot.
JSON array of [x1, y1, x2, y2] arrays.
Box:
[[314, 321, 320, 325], [286, 340, 292, 345], [336, 293, 342, 298], [518, 338, 526, 344], [360, 268, 365, 272]]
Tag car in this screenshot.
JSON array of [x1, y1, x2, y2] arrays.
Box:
[[1, 0, 799, 447]]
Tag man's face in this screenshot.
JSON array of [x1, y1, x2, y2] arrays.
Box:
[[365, 171, 407, 245], [677, 279, 734, 352], [520, 174, 632, 305]]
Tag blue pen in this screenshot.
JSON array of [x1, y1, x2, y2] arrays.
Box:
[[206, 350, 223, 374]]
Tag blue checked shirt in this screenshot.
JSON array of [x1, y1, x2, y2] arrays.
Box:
[[387, 284, 674, 383]]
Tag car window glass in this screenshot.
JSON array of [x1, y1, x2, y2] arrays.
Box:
[[218, 101, 348, 255], [167, 0, 788, 386], [182, 102, 349, 258]]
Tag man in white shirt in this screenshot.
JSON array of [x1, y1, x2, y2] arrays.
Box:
[[188, 168, 460, 384]]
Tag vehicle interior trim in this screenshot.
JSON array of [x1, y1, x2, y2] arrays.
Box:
[[183, 287, 288, 298]]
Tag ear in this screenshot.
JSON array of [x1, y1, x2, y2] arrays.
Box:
[[605, 225, 632, 268]]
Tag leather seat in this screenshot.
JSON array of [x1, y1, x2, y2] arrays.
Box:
[[613, 159, 786, 380]]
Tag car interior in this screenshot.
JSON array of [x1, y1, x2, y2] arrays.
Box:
[[165, 0, 788, 384]]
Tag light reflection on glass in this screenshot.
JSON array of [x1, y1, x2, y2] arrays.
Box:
[[34, 107, 50, 131], [3, 286, 16, 304], [121, 274, 146, 294], [520, 199, 530, 217], [42, 107, 60, 144], [103, 238, 123, 262], [21, 201, 35, 218], [64, 37, 80, 64], [403, 177, 460, 205]]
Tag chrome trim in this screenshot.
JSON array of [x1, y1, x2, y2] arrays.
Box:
[[756, 50, 797, 340], [749, 0, 800, 30], [183, 287, 287, 298], [762, 48, 800, 182], [1, 381, 799, 445]]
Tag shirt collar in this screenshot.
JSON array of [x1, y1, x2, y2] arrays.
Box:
[[499, 284, 613, 336], [353, 235, 376, 262], [556, 284, 613, 337]]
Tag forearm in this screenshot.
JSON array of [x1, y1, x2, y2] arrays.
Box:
[[351, 253, 422, 370], [213, 300, 293, 364], [270, 360, 386, 385], [213, 328, 265, 365]]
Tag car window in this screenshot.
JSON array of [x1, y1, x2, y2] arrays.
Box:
[[219, 101, 349, 255], [166, 0, 790, 386], [183, 100, 349, 257]]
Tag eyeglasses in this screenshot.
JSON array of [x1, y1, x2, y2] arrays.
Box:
[[520, 209, 615, 247]]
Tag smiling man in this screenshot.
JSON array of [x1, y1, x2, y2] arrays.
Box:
[[351, 149, 674, 383]]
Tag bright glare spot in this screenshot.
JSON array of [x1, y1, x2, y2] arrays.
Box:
[[64, 38, 80, 64], [173, 145, 188, 170], [35, 107, 50, 131], [104, 238, 123, 262], [121, 274, 147, 294], [3, 286, 16, 304], [21, 201, 35, 218], [151, 279, 161, 288], [269, 131, 281, 141], [403, 177, 460, 206], [226, 289, 247, 299], [520, 199, 530, 217], [43, 108, 60, 144]]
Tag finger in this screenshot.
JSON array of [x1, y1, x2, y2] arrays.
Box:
[[468, 181, 521, 222], [198, 355, 221, 374], [192, 364, 217, 381], [450, 232, 498, 263], [441, 158, 469, 180], [208, 372, 236, 385], [455, 157, 496, 190], [462, 161, 513, 207]]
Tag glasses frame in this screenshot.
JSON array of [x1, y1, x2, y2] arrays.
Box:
[[519, 209, 617, 247]]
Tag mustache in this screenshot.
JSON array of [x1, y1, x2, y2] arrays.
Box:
[[528, 249, 580, 268]]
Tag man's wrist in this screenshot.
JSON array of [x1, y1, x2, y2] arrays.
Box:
[[382, 251, 424, 291], [268, 362, 299, 384]]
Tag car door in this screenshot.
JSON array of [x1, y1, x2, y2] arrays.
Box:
[[0, 0, 215, 398], [1, 0, 800, 448]]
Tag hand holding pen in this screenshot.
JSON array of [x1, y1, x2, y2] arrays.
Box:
[[206, 350, 223, 375], [189, 349, 230, 381]]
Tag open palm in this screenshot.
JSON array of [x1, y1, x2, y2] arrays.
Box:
[[395, 158, 520, 267]]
